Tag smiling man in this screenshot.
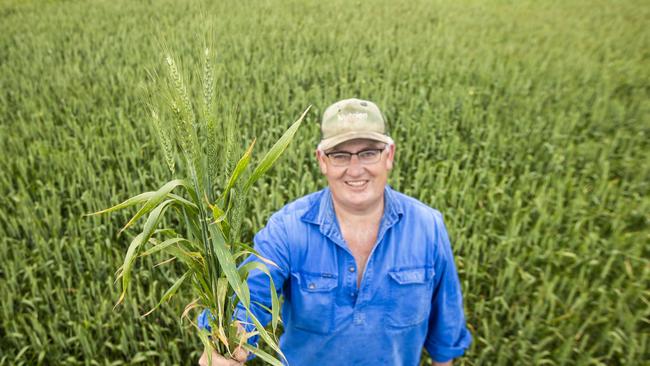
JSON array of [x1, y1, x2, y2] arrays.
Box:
[[199, 98, 472, 366]]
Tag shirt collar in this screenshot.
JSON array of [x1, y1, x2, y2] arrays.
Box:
[[301, 185, 404, 246]]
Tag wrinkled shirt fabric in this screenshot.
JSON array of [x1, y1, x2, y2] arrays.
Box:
[[200, 186, 471, 365]]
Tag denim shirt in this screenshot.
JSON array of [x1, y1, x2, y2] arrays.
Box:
[[201, 186, 471, 365]]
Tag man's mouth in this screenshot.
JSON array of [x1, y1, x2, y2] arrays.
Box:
[[345, 180, 369, 188]]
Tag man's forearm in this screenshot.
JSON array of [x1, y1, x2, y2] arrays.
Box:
[[433, 361, 452, 366]]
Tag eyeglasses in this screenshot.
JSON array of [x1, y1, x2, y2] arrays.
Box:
[[324, 145, 388, 167]]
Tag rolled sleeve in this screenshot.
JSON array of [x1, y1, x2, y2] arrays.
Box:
[[424, 212, 472, 362]]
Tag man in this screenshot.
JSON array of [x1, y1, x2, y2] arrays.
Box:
[[199, 98, 472, 366]]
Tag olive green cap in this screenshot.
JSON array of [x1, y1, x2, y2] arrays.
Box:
[[318, 98, 393, 151]]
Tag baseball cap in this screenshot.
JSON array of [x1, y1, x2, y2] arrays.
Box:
[[318, 98, 394, 151]]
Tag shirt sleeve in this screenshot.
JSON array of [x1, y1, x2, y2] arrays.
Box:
[[424, 212, 472, 362]]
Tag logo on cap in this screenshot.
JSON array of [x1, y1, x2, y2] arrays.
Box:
[[337, 112, 368, 122]]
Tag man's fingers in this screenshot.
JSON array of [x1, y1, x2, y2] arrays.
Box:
[[198, 350, 244, 366], [233, 346, 249, 362], [198, 350, 209, 366]]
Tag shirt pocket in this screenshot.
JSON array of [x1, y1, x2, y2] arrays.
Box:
[[290, 271, 339, 334], [386, 267, 435, 328]]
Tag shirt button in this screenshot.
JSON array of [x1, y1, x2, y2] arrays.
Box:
[[308, 283, 316, 289], [348, 266, 356, 273]]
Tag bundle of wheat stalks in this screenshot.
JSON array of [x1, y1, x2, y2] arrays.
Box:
[[89, 45, 310, 365]]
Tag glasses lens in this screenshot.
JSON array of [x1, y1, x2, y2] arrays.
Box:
[[329, 152, 351, 166], [358, 149, 381, 163]]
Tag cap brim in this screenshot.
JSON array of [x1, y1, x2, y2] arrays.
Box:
[[318, 131, 393, 151]]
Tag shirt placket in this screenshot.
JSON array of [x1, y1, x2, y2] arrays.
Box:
[[319, 220, 359, 309], [346, 259, 358, 303], [318, 188, 402, 327], [351, 215, 400, 328]]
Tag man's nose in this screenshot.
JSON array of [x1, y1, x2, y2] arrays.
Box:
[[346, 155, 364, 174]]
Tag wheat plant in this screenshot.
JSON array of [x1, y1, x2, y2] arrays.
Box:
[[89, 46, 310, 366]]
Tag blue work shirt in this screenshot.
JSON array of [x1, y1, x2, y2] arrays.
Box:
[[201, 186, 471, 365]]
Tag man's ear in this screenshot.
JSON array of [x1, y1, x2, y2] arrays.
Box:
[[316, 149, 328, 175], [385, 144, 395, 171]]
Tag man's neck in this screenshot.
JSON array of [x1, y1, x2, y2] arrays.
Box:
[[332, 195, 385, 227]]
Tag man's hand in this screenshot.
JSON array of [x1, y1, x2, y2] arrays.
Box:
[[198, 320, 251, 366], [198, 348, 248, 366]]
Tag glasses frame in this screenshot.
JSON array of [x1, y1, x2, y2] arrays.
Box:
[[323, 144, 389, 167]]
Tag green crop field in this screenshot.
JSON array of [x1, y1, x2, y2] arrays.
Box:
[[0, 0, 648, 365]]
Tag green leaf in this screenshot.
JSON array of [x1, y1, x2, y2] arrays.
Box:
[[141, 237, 192, 257], [198, 329, 217, 361], [239, 304, 285, 363], [208, 199, 232, 242], [233, 243, 279, 269], [181, 206, 202, 241], [191, 270, 213, 305], [85, 191, 156, 216], [241, 340, 284, 366], [222, 138, 256, 199], [162, 245, 203, 274], [207, 224, 246, 302], [119, 179, 191, 234], [209, 201, 228, 224], [115, 199, 175, 307], [168, 193, 198, 212], [216, 278, 229, 326], [142, 271, 191, 317], [238, 261, 281, 332], [239, 279, 251, 312], [244, 105, 311, 193]]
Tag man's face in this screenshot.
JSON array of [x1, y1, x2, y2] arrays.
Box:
[[317, 138, 395, 213]]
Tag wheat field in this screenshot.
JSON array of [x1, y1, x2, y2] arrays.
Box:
[[0, 0, 648, 365]]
